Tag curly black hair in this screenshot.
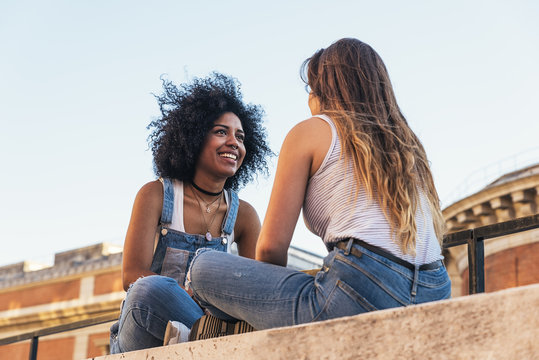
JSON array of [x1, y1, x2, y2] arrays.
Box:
[[147, 72, 272, 191]]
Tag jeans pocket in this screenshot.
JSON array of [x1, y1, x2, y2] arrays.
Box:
[[161, 247, 189, 286], [109, 321, 121, 354], [313, 279, 376, 322], [336, 280, 378, 312]]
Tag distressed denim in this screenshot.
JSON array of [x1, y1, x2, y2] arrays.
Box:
[[188, 242, 451, 330], [109, 275, 204, 354]]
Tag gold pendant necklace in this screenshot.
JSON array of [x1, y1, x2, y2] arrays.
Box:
[[203, 195, 221, 213], [191, 186, 222, 241]]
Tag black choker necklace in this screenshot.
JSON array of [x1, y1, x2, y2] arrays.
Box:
[[191, 181, 223, 197]]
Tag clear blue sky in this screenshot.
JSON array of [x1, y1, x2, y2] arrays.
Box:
[[1, 0, 538, 266]]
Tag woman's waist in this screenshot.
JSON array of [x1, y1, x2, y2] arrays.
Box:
[[329, 235, 443, 268], [335, 238, 443, 272]]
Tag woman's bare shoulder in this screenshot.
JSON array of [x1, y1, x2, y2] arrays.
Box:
[[285, 117, 332, 176], [134, 180, 163, 207], [236, 199, 260, 224], [290, 116, 331, 135]]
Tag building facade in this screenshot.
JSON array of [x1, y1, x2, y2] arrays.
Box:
[[0, 243, 124, 359], [443, 164, 539, 296], [0, 243, 322, 359]]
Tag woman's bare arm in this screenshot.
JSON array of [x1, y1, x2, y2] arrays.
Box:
[[121, 181, 163, 291], [234, 200, 261, 259], [256, 117, 331, 266]]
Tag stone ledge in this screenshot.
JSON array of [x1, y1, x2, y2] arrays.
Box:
[[0, 253, 122, 290], [91, 283, 539, 360]]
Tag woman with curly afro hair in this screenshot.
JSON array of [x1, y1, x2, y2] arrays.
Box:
[[109, 73, 272, 353]]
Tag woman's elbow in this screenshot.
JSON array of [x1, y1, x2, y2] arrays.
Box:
[[256, 243, 288, 266], [122, 270, 139, 292], [121, 275, 131, 292]]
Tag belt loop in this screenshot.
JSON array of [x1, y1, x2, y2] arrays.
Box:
[[344, 238, 353, 255], [411, 264, 419, 298]]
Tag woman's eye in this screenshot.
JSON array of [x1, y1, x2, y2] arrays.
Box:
[[216, 129, 226, 135], [236, 134, 245, 142]]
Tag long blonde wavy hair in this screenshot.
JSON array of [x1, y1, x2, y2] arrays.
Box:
[[301, 38, 445, 254]]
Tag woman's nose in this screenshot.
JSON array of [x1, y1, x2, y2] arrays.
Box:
[[227, 135, 239, 149]]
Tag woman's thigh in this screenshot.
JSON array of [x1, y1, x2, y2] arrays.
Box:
[[188, 250, 327, 329], [313, 248, 412, 321], [415, 267, 451, 303], [323, 244, 451, 313]]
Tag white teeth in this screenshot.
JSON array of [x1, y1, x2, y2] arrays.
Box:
[[220, 153, 237, 160]]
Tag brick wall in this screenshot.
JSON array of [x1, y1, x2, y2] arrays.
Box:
[[461, 241, 539, 295], [0, 263, 123, 360], [0, 280, 80, 311], [0, 337, 75, 360], [94, 271, 123, 295], [87, 332, 112, 358]]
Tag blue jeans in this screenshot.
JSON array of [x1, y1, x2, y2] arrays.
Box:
[[109, 275, 204, 354], [188, 242, 451, 330]]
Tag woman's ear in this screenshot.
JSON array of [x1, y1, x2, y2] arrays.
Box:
[[308, 92, 321, 115]]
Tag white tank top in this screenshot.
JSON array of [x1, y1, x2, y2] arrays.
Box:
[[302, 114, 443, 265]]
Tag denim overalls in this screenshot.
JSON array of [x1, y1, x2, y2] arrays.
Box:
[[150, 177, 239, 286], [109, 178, 239, 353]]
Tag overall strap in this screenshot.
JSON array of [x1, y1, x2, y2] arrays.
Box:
[[221, 190, 239, 235], [159, 177, 175, 224]]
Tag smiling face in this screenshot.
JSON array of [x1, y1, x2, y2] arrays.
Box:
[[195, 112, 246, 182]]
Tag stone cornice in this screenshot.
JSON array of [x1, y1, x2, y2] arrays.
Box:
[[443, 174, 538, 233], [443, 174, 539, 220], [0, 254, 122, 291], [0, 297, 121, 336]]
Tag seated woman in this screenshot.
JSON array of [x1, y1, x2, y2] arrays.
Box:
[[187, 38, 451, 330], [109, 73, 272, 353]]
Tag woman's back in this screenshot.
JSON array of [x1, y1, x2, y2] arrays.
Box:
[[303, 114, 442, 265]]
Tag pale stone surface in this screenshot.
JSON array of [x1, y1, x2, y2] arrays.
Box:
[[91, 284, 539, 360]]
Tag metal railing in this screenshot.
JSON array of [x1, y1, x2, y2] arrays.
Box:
[[443, 214, 538, 294], [0, 214, 538, 359], [0, 313, 119, 360]]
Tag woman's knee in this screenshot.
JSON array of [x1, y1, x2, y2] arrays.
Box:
[[125, 275, 177, 305], [186, 248, 218, 288]]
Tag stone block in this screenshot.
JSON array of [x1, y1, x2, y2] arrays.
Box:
[[490, 196, 512, 210], [456, 210, 477, 224], [511, 189, 534, 203], [472, 203, 492, 216]]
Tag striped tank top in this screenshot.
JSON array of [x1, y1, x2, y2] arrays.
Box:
[[302, 114, 443, 265]]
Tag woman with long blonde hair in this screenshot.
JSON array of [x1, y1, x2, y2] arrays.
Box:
[[187, 38, 450, 331]]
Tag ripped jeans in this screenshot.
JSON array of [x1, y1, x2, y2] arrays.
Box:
[[187, 243, 451, 330], [109, 275, 203, 354]]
